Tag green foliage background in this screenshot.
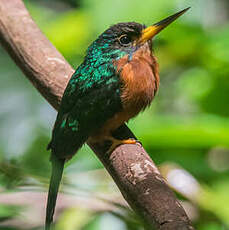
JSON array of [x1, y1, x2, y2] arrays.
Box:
[[0, 0, 229, 229]]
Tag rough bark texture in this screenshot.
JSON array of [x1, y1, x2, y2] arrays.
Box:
[[0, 0, 195, 229]]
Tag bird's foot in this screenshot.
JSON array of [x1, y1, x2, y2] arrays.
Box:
[[106, 136, 141, 153]]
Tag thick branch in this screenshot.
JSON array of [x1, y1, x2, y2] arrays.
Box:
[[0, 1, 194, 229]]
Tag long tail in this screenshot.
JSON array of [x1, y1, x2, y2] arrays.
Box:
[[45, 154, 65, 230]]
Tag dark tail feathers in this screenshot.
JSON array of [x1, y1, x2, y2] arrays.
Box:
[[45, 154, 65, 230]]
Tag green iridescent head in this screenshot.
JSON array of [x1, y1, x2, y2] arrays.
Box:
[[86, 22, 146, 62], [85, 8, 190, 62]]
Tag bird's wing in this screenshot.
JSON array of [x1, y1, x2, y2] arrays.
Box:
[[48, 66, 122, 159], [45, 69, 122, 229]]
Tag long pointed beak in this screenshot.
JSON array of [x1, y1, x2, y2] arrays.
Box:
[[138, 7, 190, 44]]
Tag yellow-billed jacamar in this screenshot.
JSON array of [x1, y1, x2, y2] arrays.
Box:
[[45, 8, 190, 229]]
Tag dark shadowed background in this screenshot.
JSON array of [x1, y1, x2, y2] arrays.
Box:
[[0, 0, 229, 229]]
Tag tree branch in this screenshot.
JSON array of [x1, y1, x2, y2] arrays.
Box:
[[0, 1, 194, 229]]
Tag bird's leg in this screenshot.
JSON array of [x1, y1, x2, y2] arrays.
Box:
[[88, 133, 141, 154], [105, 136, 140, 153]]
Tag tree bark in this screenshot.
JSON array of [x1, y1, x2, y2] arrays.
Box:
[[0, 0, 194, 229]]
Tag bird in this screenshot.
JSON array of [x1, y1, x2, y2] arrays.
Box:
[[45, 7, 190, 230]]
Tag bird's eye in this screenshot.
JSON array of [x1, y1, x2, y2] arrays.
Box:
[[119, 35, 131, 46]]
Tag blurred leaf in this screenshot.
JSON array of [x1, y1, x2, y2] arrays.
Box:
[[0, 204, 22, 221], [44, 11, 91, 63], [56, 208, 94, 230], [199, 182, 229, 227], [129, 114, 229, 149]]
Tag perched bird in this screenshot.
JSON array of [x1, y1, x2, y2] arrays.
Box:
[[45, 8, 190, 230]]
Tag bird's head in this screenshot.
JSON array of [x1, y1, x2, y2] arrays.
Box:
[[86, 8, 190, 63]]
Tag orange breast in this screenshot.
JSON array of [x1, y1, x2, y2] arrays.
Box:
[[93, 45, 159, 138], [115, 44, 159, 118]]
